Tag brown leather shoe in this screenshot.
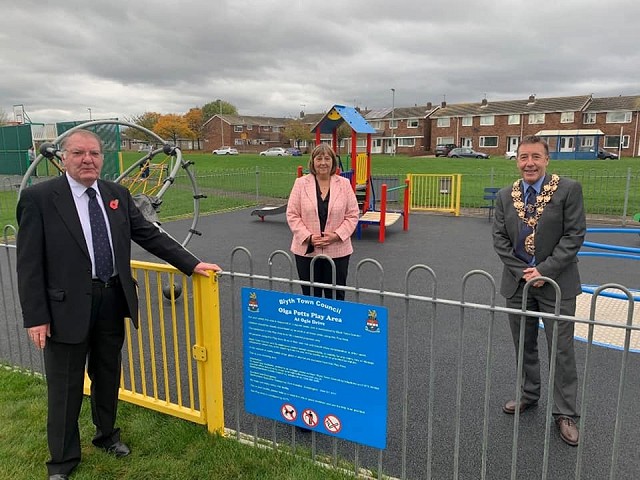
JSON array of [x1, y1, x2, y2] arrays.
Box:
[[502, 399, 537, 415], [556, 416, 579, 446]]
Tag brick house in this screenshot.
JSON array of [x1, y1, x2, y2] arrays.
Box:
[[582, 95, 640, 156], [201, 114, 292, 153], [428, 94, 640, 157], [364, 104, 439, 156]]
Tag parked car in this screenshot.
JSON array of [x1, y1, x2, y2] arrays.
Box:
[[597, 148, 618, 160], [286, 147, 302, 156], [505, 150, 517, 160], [447, 147, 490, 159], [435, 143, 457, 157], [212, 146, 238, 155], [259, 147, 290, 156]]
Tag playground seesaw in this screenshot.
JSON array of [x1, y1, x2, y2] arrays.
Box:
[[250, 204, 287, 221]]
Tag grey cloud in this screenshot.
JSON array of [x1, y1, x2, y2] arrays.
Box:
[[1, 0, 638, 124]]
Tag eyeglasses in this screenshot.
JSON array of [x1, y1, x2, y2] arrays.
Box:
[[65, 150, 103, 159]]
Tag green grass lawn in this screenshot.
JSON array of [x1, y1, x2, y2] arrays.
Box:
[[0, 367, 357, 480], [3, 152, 639, 229]]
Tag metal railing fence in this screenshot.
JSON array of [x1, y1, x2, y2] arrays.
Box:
[[2, 243, 640, 479]]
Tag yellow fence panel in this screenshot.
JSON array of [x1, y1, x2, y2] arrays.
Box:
[[84, 260, 224, 435], [407, 173, 461, 216], [356, 153, 368, 185]]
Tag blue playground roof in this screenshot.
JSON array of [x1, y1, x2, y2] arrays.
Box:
[[311, 105, 377, 134]]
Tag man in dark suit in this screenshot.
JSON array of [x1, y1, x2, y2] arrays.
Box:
[[17, 130, 221, 480], [493, 135, 586, 447]]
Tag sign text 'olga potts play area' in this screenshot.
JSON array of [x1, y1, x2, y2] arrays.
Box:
[[242, 288, 388, 448]]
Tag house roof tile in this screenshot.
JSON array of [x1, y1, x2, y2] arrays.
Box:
[[585, 95, 640, 112], [430, 95, 592, 117]]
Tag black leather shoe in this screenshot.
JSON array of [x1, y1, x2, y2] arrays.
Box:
[[49, 475, 69, 480], [502, 399, 537, 414], [103, 441, 131, 457]]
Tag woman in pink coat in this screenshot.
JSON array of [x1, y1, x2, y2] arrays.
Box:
[[286, 144, 359, 300]]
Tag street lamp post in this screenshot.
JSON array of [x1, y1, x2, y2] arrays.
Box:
[[390, 88, 395, 156], [87, 107, 92, 120], [219, 101, 224, 148]]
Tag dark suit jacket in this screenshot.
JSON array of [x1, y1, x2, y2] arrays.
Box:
[[492, 175, 586, 300], [16, 176, 200, 343]]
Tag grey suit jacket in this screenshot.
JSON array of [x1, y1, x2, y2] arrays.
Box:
[[16, 176, 200, 343], [492, 175, 586, 300]]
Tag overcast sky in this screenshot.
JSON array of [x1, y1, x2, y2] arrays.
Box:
[[2, 0, 638, 124]]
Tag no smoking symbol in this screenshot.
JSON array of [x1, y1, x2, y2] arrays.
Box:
[[324, 414, 342, 434]]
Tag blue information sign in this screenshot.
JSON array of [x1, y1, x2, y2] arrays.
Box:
[[242, 287, 388, 449]]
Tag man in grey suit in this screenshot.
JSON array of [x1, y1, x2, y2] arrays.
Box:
[[493, 135, 586, 446], [17, 130, 221, 479]]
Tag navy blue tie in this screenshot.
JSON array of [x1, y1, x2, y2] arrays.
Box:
[[86, 188, 113, 282], [515, 186, 536, 264]]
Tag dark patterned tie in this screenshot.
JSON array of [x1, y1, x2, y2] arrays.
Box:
[[86, 188, 113, 282], [514, 185, 536, 264]]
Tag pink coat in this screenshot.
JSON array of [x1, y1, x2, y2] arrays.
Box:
[[287, 174, 360, 258]]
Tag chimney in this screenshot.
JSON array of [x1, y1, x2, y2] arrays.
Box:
[[528, 94, 536, 103], [299, 110, 305, 118], [441, 101, 447, 108], [426, 102, 433, 109], [481, 98, 488, 106]]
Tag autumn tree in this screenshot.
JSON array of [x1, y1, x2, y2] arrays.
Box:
[[153, 114, 193, 144], [201, 99, 237, 122], [283, 119, 313, 149], [124, 112, 162, 141], [184, 108, 204, 150]]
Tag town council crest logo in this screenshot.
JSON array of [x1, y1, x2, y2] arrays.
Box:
[[247, 291, 259, 312], [365, 309, 380, 333]]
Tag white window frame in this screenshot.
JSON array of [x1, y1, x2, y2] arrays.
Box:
[[436, 136, 455, 145], [479, 136, 498, 147], [583, 113, 596, 124], [461, 116, 472, 127], [479, 115, 494, 126], [606, 112, 632, 123], [407, 119, 419, 128], [604, 135, 630, 148], [508, 114, 520, 125], [398, 138, 415, 147], [234, 125, 243, 132], [436, 117, 450, 128], [389, 119, 398, 129], [580, 137, 594, 148], [246, 125, 253, 130], [369, 121, 383, 129], [234, 139, 243, 145], [528, 113, 545, 124], [560, 112, 574, 123]]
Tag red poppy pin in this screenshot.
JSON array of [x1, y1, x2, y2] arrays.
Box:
[[109, 199, 119, 210]]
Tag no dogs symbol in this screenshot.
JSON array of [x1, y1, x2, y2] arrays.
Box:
[[324, 414, 342, 434], [302, 408, 319, 428], [281, 404, 297, 422]]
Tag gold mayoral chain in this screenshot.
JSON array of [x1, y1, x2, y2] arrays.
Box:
[[511, 174, 560, 255]]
